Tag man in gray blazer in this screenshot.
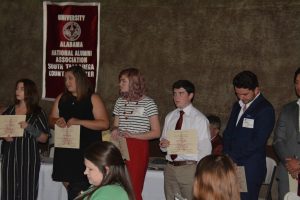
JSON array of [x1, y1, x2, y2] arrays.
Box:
[[273, 67, 300, 200]]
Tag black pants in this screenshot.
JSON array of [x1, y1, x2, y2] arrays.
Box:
[[67, 180, 90, 200]]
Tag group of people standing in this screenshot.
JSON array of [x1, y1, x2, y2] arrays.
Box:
[[1, 65, 299, 200], [158, 70, 276, 200]]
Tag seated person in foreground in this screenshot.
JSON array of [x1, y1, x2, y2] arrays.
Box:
[[74, 141, 135, 200], [193, 154, 240, 200]]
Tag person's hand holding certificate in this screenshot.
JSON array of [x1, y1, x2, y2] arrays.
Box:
[[236, 166, 248, 192], [167, 129, 198, 155], [111, 136, 130, 161], [54, 124, 80, 149], [0, 115, 26, 137]]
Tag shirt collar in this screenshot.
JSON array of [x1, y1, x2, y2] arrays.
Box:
[[297, 99, 300, 105], [238, 92, 261, 109], [177, 103, 192, 115]]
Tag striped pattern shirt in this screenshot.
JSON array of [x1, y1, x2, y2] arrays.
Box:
[[1, 105, 50, 200], [113, 96, 158, 134]]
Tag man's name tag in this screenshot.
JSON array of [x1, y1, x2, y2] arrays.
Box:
[[242, 118, 254, 128]]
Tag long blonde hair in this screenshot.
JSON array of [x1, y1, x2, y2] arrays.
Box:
[[193, 155, 240, 200]]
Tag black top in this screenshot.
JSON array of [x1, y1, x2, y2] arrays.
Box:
[[52, 94, 102, 182]]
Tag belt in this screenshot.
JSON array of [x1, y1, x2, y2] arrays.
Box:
[[167, 160, 197, 166]]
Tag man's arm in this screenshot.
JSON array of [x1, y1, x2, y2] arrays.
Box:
[[196, 117, 212, 160], [273, 109, 290, 163], [159, 114, 171, 152]]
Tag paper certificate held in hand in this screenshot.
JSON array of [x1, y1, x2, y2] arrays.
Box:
[[54, 125, 80, 149], [111, 136, 130, 161], [288, 173, 298, 193], [0, 115, 26, 137], [236, 166, 248, 192], [167, 129, 198, 155]]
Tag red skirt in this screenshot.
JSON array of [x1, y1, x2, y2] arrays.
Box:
[[125, 138, 149, 200]]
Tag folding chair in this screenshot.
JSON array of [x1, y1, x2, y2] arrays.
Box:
[[284, 192, 300, 200], [259, 157, 277, 200]]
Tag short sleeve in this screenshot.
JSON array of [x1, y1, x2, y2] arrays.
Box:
[[113, 98, 121, 116], [145, 98, 158, 117], [34, 110, 50, 135]]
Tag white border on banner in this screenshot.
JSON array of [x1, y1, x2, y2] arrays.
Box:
[[42, 1, 100, 101]]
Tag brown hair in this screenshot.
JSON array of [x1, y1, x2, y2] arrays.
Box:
[[64, 66, 93, 101], [75, 141, 135, 200], [14, 78, 41, 114], [119, 68, 146, 101], [193, 155, 240, 200]]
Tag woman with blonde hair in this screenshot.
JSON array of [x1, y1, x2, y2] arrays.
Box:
[[193, 154, 240, 200], [111, 67, 160, 200]]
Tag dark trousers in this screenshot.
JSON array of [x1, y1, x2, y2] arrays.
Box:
[[240, 181, 262, 200]]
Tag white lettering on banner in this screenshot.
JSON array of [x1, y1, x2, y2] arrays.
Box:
[[57, 15, 85, 21], [74, 50, 92, 56], [60, 41, 83, 48], [56, 57, 88, 63], [65, 64, 95, 70], [51, 50, 73, 56], [86, 71, 94, 77], [48, 63, 64, 70], [49, 71, 64, 77]]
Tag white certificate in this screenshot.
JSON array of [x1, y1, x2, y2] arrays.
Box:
[[102, 130, 130, 160], [288, 173, 298, 193], [111, 136, 130, 161], [0, 115, 26, 137], [54, 125, 80, 149], [167, 129, 198, 155], [237, 166, 248, 192]]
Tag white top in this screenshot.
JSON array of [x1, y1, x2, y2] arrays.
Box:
[[160, 103, 212, 162], [236, 93, 261, 125]]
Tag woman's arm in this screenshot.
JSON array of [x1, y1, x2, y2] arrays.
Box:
[[49, 93, 66, 128], [36, 132, 48, 143], [20, 121, 49, 143], [67, 94, 109, 130], [124, 115, 161, 140], [110, 116, 120, 139]]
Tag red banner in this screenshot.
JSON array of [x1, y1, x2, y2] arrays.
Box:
[[43, 2, 100, 100]]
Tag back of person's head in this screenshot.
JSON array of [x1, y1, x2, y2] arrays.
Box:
[[207, 115, 221, 130], [119, 67, 145, 101], [14, 78, 40, 114], [294, 67, 300, 83], [193, 155, 240, 200], [233, 70, 259, 90], [84, 141, 135, 200], [65, 66, 93, 100]]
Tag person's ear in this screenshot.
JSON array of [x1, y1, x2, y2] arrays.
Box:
[[254, 87, 260, 96], [188, 93, 194, 101]]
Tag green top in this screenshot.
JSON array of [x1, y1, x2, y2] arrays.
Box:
[[83, 184, 129, 200]]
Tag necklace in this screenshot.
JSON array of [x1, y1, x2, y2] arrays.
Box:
[[123, 101, 138, 119]]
